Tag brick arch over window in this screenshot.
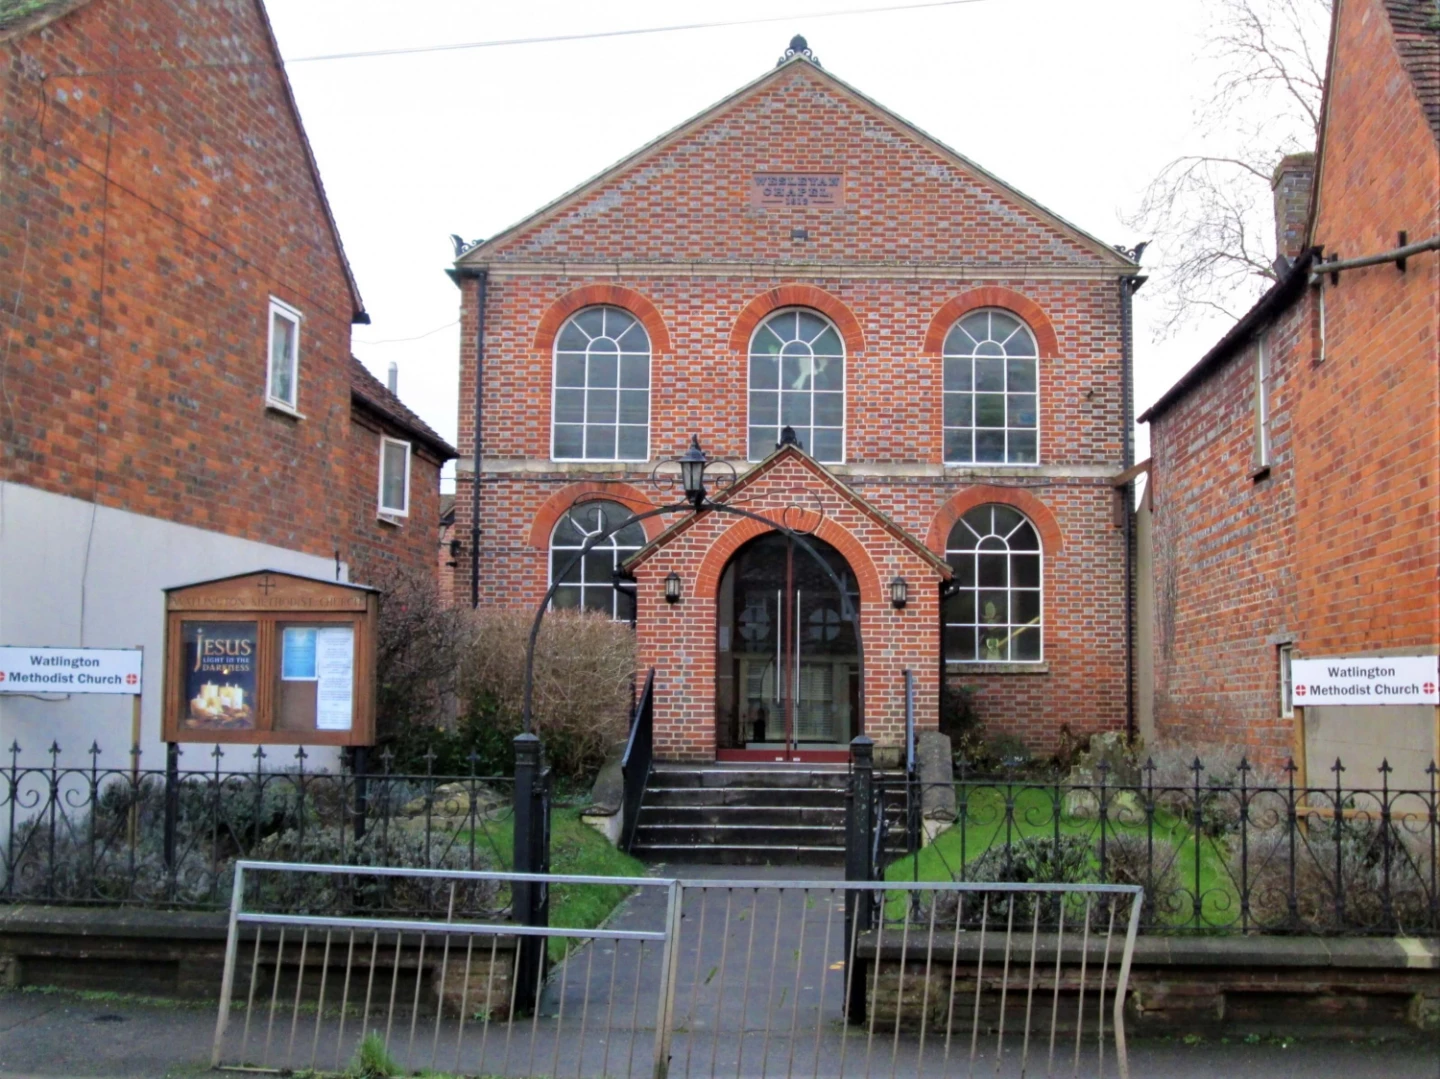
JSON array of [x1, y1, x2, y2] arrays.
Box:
[[926, 485, 1063, 556], [922, 288, 1059, 358], [693, 515, 883, 609], [533, 285, 672, 355], [728, 285, 865, 356], [527, 482, 665, 550]]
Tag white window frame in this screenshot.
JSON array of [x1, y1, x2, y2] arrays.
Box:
[[546, 500, 645, 623], [943, 504, 1044, 664], [378, 436, 411, 518], [1255, 334, 1272, 469], [550, 306, 652, 464], [265, 297, 302, 412], [942, 309, 1040, 467], [746, 308, 846, 464], [1279, 643, 1294, 718]]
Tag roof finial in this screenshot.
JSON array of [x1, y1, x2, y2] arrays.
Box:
[[777, 35, 819, 67]]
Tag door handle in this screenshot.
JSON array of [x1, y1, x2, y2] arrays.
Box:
[[774, 588, 782, 704]]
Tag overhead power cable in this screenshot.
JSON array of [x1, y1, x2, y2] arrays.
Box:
[[353, 320, 460, 346], [285, 0, 992, 63]]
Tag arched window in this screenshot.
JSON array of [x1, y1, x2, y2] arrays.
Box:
[[549, 500, 646, 621], [944, 504, 1042, 662], [748, 309, 845, 463], [552, 306, 651, 461], [943, 311, 1038, 465]]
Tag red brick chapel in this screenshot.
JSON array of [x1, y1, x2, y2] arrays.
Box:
[[450, 38, 1143, 763]]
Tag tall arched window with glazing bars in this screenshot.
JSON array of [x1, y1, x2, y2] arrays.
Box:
[[943, 504, 1042, 662], [552, 306, 651, 462], [942, 310, 1039, 465], [548, 500, 645, 622], [748, 309, 845, 463]]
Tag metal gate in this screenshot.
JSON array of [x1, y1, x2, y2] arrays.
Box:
[[212, 861, 1141, 1078]]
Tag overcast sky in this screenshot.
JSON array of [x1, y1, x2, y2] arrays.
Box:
[[267, 0, 1294, 487]]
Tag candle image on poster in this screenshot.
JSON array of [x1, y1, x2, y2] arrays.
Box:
[[315, 626, 355, 731], [182, 621, 258, 729]]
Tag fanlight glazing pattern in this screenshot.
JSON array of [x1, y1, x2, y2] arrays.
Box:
[[943, 310, 1039, 464], [552, 306, 651, 461], [944, 504, 1042, 662], [748, 309, 845, 462]]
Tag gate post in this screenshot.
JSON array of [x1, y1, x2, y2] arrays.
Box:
[[844, 735, 874, 1023], [512, 732, 547, 1014], [162, 742, 180, 898]]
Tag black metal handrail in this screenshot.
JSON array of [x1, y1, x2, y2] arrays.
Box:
[[619, 668, 656, 853]]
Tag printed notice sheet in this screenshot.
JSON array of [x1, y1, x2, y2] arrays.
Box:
[[315, 626, 355, 730]]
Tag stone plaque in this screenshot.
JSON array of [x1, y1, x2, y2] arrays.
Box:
[[751, 172, 843, 209]]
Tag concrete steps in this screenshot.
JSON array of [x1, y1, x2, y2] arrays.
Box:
[[631, 763, 910, 867]]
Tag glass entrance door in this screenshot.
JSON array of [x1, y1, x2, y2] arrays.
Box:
[[715, 532, 860, 760]]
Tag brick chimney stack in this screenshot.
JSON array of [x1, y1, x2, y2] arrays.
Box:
[[1271, 152, 1316, 266]]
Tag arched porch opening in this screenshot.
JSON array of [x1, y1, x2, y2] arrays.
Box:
[[715, 531, 861, 761]]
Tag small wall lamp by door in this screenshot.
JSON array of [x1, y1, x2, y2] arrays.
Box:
[[890, 575, 908, 609], [664, 571, 683, 604]]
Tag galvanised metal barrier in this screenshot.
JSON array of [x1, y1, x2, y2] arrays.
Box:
[[211, 862, 1142, 1079]]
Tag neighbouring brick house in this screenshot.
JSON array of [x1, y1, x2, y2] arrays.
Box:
[[1139, 0, 1440, 785], [0, 0, 454, 766], [452, 38, 1143, 763]]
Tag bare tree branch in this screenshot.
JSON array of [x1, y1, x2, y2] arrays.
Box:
[[1125, 0, 1330, 336]]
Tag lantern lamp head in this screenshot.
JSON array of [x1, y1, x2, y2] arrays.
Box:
[[890, 575, 908, 609], [664, 571, 683, 604], [677, 435, 710, 507]]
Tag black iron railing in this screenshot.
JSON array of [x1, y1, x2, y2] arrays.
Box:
[[0, 741, 515, 911], [855, 755, 1440, 936], [619, 668, 655, 853]]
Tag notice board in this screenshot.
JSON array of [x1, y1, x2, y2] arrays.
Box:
[[163, 570, 378, 746]]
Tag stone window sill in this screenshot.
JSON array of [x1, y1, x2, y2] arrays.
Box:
[[947, 662, 1050, 675], [266, 399, 306, 421], [376, 513, 405, 528]]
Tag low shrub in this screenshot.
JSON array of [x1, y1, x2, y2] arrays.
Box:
[[386, 607, 635, 785], [920, 835, 1092, 928], [1099, 832, 1182, 926], [1239, 818, 1435, 932], [246, 824, 506, 918]]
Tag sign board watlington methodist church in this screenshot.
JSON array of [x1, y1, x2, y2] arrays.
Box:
[[1292, 656, 1440, 706], [0, 647, 143, 694]]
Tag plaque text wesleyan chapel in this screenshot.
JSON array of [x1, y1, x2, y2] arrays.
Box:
[[751, 173, 844, 209]]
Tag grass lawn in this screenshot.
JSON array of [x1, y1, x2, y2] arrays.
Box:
[[471, 805, 646, 960], [884, 786, 1240, 930]]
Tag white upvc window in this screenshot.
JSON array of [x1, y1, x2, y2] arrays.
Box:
[[379, 436, 411, 517], [1279, 643, 1294, 718], [266, 297, 302, 410], [1255, 334, 1272, 469]]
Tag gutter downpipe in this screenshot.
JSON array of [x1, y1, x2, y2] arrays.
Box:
[[469, 270, 489, 609], [1120, 273, 1138, 742]]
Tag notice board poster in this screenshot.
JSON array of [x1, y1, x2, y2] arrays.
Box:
[[181, 621, 258, 730], [315, 626, 355, 731]]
